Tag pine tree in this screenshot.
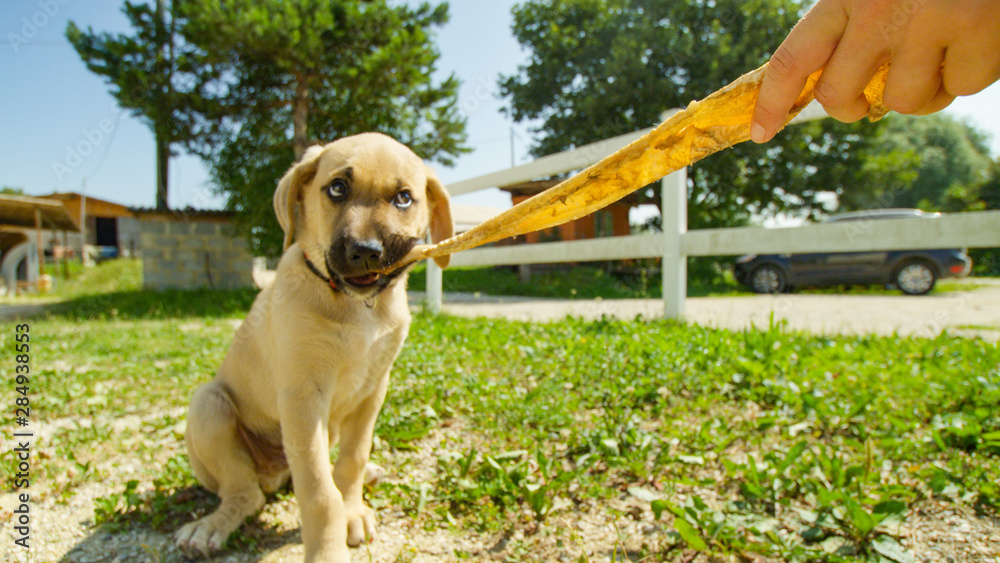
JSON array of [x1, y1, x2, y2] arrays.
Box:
[[67, 0, 221, 209], [180, 0, 467, 256]]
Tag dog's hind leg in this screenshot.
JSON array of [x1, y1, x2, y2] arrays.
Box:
[[175, 381, 266, 557]]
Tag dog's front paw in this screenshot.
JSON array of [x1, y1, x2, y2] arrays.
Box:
[[344, 502, 377, 547], [175, 516, 232, 558], [305, 545, 352, 563]]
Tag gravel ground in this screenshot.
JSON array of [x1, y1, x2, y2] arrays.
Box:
[[0, 419, 732, 563], [413, 280, 1000, 341], [5, 422, 999, 563]]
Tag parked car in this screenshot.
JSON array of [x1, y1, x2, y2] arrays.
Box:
[[733, 209, 972, 295]]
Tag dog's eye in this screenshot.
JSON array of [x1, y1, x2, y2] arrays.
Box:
[[326, 179, 348, 202], [393, 191, 413, 210]]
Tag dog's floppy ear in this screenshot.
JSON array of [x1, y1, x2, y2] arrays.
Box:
[[424, 165, 454, 269], [274, 145, 325, 252]]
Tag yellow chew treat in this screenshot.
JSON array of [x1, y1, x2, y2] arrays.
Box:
[[395, 62, 891, 268]]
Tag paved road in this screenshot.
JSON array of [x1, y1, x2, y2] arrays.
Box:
[[410, 281, 1000, 341]]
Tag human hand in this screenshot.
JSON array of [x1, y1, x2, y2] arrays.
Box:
[[751, 0, 1000, 143]]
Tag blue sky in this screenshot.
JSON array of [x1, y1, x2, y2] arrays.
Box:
[[2, 0, 999, 213]]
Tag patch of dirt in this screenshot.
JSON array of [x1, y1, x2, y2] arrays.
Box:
[[2, 421, 670, 563]]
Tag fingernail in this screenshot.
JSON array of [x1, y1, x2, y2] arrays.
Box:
[[750, 122, 767, 143]]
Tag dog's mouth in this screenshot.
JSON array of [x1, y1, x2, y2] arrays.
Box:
[[324, 234, 421, 296], [342, 273, 382, 287], [328, 258, 413, 297]]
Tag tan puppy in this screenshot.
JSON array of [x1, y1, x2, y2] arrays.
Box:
[[175, 133, 452, 562]]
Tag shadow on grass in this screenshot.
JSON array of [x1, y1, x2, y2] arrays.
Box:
[[68, 484, 302, 562], [42, 288, 259, 321]]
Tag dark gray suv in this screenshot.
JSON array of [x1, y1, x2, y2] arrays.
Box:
[[734, 209, 973, 295]]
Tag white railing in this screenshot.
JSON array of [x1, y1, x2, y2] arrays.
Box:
[[427, 103, 1000, 317]]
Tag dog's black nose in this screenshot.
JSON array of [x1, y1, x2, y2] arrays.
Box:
[[347, 239, 384, 270]]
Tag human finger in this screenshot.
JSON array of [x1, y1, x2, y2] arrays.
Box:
[[909, 87, 956, 116], [810, 2, 892, 123], [941, 29, 1000, 98], [751, 0, 849, 143], [881, 33, 946, 114]]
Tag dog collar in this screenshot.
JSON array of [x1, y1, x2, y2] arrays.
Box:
[[302, 252, 339, 292]]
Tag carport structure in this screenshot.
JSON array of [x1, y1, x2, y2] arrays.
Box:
[[0, 194, 81, 293]]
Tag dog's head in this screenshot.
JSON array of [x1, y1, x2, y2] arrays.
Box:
[[273, 133, 453, 299]]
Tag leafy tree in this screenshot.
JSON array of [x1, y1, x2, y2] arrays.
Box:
[[838, 113, 995, 213], [500, 0, 886, 229], [978, 159, 1000, 211], [67, 0, 220, 210], [969, 158, 1000, 276], [1, 186, 26, 196], [179, 0, 468, 256]]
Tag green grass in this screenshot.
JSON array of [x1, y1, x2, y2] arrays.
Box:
[[408, 263, 988, 300], [13, 259, 988, 306], [2, 260, 997, 560], [3, 258, 142, 305], [7, 259, 257, 319], [42, 258, 85, 280], [408, 263, 746, 299], [54, 258, 142, 297]]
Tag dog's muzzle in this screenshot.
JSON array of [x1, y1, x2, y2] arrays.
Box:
[[342, 239, 385, 286], [323, 234, 421, 296]]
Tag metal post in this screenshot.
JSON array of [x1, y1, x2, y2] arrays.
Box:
[[426, 259, 443, 314], [661, 167, 688, 318]]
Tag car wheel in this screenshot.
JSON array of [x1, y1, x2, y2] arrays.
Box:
[[749, 264, 786, 294], [895, 261, 936, 295]]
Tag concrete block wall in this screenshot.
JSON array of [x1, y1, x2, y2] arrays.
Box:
[[139, 219, 253, 290]]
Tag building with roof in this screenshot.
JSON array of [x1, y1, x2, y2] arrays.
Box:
[[1, 190, 255, 292], [0, 194, 81, 293], [36, 192, 142, 259]]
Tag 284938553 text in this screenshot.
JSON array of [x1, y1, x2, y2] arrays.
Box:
[[12, 323, 32, 549]]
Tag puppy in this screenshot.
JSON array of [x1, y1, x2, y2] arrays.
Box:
[[175, 133, 452, 562]]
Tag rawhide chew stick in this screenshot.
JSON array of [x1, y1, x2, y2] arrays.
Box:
[[392, 62, 890, 269]]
